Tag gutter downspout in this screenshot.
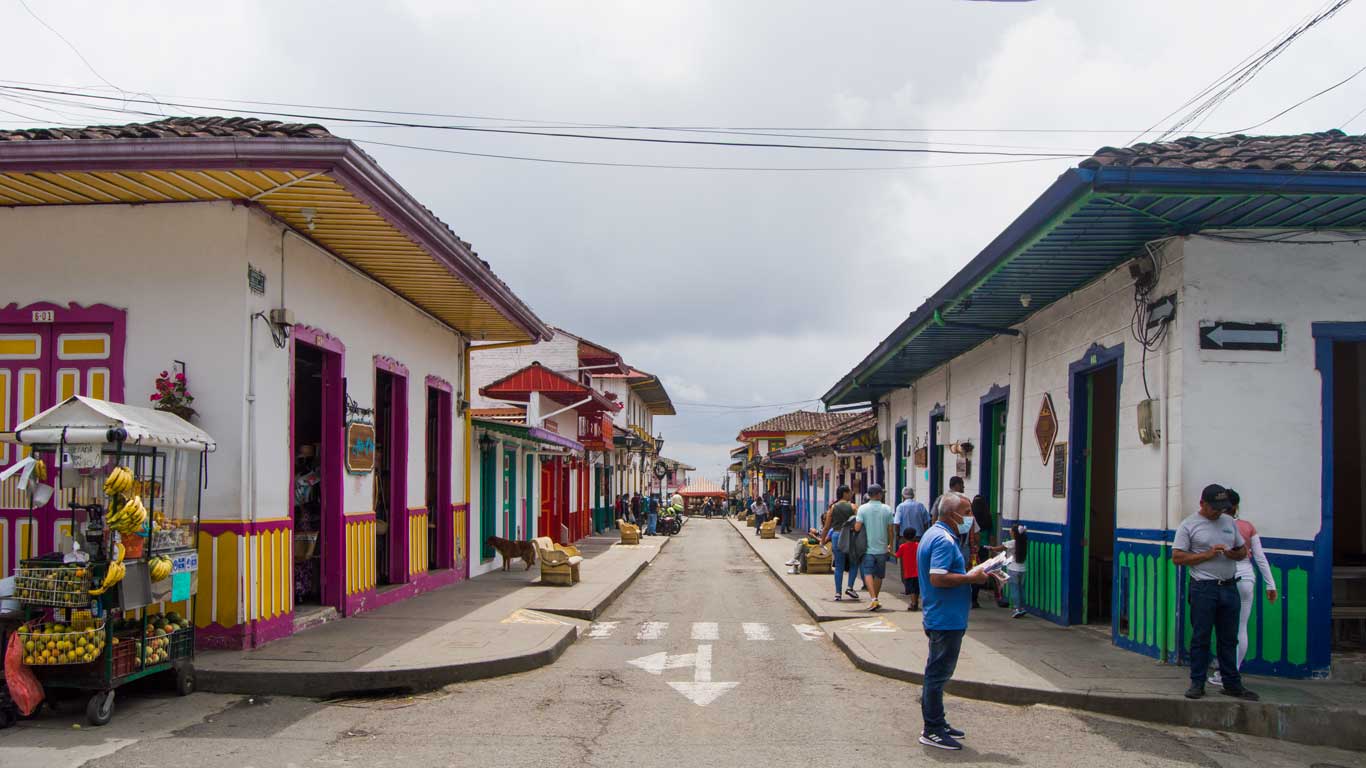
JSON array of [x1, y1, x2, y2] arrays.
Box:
[[1158, 315, 1174, 661], [464, 338, 538, 557]]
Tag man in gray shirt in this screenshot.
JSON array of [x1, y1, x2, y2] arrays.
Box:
[[1173, 484, 1256, 701]]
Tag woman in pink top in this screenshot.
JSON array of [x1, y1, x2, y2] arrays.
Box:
[[1212, 488, 1278, 687]]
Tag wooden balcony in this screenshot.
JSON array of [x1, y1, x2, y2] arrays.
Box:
[[578, 413, 614, 450]]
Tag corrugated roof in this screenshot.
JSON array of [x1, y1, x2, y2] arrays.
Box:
[[824, 129, 1366, 407]]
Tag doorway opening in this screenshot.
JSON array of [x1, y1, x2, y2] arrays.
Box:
[[1331, 341, 1366, 651], [292, 342, 326, 607], [1069, 362, 1119, 628], [425, 384, 451, 570], [929, 407, 946, 504], [374, 369, 398, 585], [979, 394, 1009, 546]]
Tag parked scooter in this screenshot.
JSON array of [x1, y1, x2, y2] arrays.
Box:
[[657, 506, 683, 535]]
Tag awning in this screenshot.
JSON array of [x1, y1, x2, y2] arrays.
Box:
[[2, 395, 216, 451], [480, 363, 619, 412], [473, 418, 582, 452]]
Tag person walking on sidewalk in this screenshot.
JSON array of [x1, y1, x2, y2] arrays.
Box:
[[751, 496, 770, 534], [646, 494, 659, 536], [630, 493, 642, 526], [1173, 484, 1259, 702], [1210, 487, 1278, 688], [854, 484, 896, 611], [1003, 524, 1028, 618], [895, 487, 930, 541], [918, 492, 989, 750], [929, 475, 966, 521], [820, 485, 861, 601], [897, 529, 921, 611]]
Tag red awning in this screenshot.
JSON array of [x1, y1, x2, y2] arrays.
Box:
[[480, 362, 621, 413]]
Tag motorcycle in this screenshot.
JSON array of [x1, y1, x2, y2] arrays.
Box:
[[657, 507, 683, 536]]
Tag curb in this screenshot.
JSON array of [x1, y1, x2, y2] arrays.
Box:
[[199, 535, 669, 698], [198, 624, 579, 698], [730, 518, 1366, 752]]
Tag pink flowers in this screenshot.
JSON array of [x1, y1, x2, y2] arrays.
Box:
[[150, 368, 195, 417]]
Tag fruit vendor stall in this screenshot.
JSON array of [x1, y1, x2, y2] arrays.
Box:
[[0, 395, 212, 725]]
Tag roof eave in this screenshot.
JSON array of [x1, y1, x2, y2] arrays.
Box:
[[0, 136, 551, 343]]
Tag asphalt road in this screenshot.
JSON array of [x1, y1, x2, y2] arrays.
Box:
[[2, 519, 1362, 768]]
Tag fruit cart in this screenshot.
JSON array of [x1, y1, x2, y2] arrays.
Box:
[[1, 396, 214, 726]]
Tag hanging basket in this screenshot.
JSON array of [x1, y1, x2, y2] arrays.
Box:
[[156, 404, 196, 422]]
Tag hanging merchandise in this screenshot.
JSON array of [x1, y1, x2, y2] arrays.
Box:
[[1, 395, 214, 726]]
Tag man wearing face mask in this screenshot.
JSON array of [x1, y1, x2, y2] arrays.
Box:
[[916, 492, 989, 751]]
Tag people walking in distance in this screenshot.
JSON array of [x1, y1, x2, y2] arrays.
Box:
[[1173, 484, 1258, 701], [929, 475, 966, 520], [820, 484, 861, 601], [615, 494, 628, 526], [898, 529, 921, 611], [630, 492, 642, 526], [1211, 487, 1278, 687], [854, 484, 897, 611], [751, 495, 770, 535], [646, 494, 659, 536], [970, 495, 1000, 608], [918, 492, 989, 750], [895, 486, 931, 541]]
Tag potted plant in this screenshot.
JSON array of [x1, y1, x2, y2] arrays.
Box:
[[150, 370, 196, 421]]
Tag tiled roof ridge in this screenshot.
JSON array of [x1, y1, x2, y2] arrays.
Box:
[[738, 409, 854, 435], [1082, 129, 1366, 172], [0, 116, 333, 142]]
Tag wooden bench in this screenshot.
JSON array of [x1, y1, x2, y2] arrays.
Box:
[[804, 544, 833, 574], [535, 536, 583, 586], [759, 518, 777, 539], [618, 518, 641, 545]]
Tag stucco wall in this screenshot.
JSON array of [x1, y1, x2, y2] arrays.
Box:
[[470, 333, 577, 410], [0, 202, 250, 521], [1181, 235, 1366, 542]]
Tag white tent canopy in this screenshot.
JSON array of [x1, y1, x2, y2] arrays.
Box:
[[0, 396, 216, 452]]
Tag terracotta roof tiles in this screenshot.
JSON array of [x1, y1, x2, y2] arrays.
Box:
[[1081, 129, 1366, 172], [0, 116, 333, 142], [738, 409, 854, 437]]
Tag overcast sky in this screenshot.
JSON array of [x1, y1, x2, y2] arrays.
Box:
[[4, 0, 1365, 480]]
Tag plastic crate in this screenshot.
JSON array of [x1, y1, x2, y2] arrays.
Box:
[[167, 628, 193, 660], [14, 565, 91, 608], [111, 635, 139, 677]]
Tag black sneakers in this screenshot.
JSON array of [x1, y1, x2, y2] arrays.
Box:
[[1221, 686, 1260, 701], [844, 588, 860, 600], [1184, 684, 1205, 699], [919, 730, 963, 750]]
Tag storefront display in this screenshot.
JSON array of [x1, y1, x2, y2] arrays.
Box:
[[1, 396, 213, 726]]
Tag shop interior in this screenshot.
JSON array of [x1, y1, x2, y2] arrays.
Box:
[[1331, 341, 1366, 651], [1082, 364, 1119, 629], [424, 387, 441, 569], [292, 343, 325, 607], [374, 370, 396, 586]]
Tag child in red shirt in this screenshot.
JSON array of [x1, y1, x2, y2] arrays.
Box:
[[897, 529, 920, 611]]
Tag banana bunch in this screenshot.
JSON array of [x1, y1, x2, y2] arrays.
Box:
[[89, 541, 125, 596], [33, 458, 47, 482], [149, 555, 173, 582], [107, 495, 148, 535], [103, 466, 133, 497]]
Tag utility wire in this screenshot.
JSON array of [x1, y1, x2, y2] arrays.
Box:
[[1218, 61, 1366, 135], [0, 85, 1084, 157]]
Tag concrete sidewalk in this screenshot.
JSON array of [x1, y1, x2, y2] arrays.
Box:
[[196, 533, 669, 698], [728, 517, 1366, 752]]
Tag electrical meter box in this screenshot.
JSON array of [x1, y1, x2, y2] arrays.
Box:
[[1137, 399, 1159, 445]]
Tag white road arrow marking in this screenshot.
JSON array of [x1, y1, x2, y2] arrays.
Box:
[[691, 622, 719, 640], [850, 618, 898, 633], [793, 624, 824, 641], [586, 621, 619, 639], [741, 622, 772, 641], [627, 650, 698, 675], [1206, 325, 1279, 347], [636, 621, 668, 640], [666, 644, 739, 707]]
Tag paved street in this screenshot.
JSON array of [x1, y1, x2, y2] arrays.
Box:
[[2, 520, 1361, 768]]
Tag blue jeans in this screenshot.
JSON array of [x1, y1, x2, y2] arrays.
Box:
[[831, 531, 860, 592], [1010, 571, 1027, 611], [647, 512, 658, 535], [922, 629, 965, 732], [1188, 579, 1242, 688]]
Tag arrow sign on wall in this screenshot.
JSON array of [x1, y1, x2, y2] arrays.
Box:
[[628, 644, 738, 706], [1199, 321, 1283, 352]]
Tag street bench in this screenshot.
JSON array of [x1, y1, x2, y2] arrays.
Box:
[[759, 519, 777, 539], [535, 536, 583, 586], [804, 545, 833, 574], [618, 519, 641, 545]]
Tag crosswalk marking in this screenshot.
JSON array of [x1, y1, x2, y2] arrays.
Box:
[[793, 624, 824, 641], [636, 621, 669, 640], [587, 621, 619, 639], [741, 622, 773, 641], [691, 622, 719, 640]]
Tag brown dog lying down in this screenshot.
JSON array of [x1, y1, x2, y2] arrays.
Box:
[[486, 536, 538, 571]]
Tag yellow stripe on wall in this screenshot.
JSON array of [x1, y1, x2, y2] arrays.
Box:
[[87, 369, 107, 401], [194, 531, 213, 628], [18, 520, 32, 563], [0, 369, 9, 465], [57, 369, 78, 401], [215, 531, 239, 628], [0, 335, 39, 359]]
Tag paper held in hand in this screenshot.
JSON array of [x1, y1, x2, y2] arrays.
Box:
[[969, 551, 1012, 583]]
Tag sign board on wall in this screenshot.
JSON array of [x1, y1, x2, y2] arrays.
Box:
[[1051, 443, 1067, 498], [1035, 394, 1058, 465], [346, 422, 376, 474], [913, 446, 928, 468], [1198, 321, 1283, 352]]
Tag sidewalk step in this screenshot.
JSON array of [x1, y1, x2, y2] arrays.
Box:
[[293, 604, 340, 634]]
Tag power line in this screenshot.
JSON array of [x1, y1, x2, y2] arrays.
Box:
[[1219, 61, 1366, 135], [0, 85, 1085, 158]]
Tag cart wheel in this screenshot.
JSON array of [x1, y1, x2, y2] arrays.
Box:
[[85, 690, 115, 727], [174, 663, 196, 696]]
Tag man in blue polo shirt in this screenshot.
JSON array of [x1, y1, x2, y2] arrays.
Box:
[[916, 492, 989, 751]]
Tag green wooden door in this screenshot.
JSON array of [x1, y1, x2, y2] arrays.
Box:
[[503, 449, 517, 539], [989, 403, 1007, 541], [479, 446, 496, 560]]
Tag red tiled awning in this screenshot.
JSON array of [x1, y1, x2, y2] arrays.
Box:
[[479, 362, 620, 412]]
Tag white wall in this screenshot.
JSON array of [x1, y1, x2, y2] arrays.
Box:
[[0, 202, 249, 521], [470, 333, 577, 409], [1181, 235, 1366, 541], [880, 245, 1186, 533]]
